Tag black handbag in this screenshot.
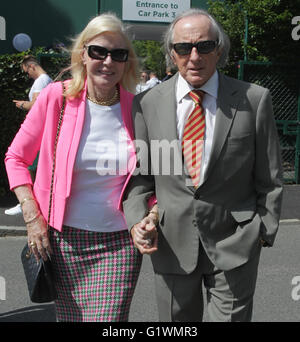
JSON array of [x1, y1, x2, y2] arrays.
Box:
[[21, 82, 66, 303], [21, 245, 57, 303]]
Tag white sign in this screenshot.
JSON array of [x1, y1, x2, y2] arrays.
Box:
[[122, 0, 191, 23]]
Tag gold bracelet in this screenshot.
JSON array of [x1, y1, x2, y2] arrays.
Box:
[[20, 197, 35, 207], [24, 211, 41, 225]]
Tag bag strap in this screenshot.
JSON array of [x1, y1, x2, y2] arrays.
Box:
[[47, 82, 66, 229]]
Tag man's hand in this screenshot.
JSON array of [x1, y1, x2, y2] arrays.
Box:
[[131, 216, 158, 255]]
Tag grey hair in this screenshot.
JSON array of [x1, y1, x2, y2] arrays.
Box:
[[163, 8, 230, 68]]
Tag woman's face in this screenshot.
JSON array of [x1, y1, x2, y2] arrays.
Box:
[[82, 32, 127, 94]]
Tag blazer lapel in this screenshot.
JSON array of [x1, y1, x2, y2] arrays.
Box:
[[201, 74, 240, 184], [155, 74, 178, 142], [65, 83, 87, 196]]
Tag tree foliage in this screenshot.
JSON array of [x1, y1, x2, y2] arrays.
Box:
[[208, 0, 300, 76], [133, 40, 166, 79]]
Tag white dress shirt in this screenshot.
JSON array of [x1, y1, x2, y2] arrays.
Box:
[[175, 70, 219, 185]]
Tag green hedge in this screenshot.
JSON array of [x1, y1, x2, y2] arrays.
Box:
[[0, 49, 70, 197]]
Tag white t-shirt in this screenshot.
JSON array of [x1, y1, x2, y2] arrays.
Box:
[[63, 100, 132, 232], [136, 83, 149, 94], [146, 77, 161, 89], [28, 73, 52, 101]]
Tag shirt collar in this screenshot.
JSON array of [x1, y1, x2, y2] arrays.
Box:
[[176, 70, 219, 103]]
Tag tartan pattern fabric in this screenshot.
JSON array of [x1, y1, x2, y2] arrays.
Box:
[[182, 90, 205, 187], [48, 226, 142, 322]]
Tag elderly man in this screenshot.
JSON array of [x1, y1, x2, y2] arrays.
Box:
[[123, 9, 283, 322]]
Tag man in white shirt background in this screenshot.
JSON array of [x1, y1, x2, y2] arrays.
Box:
[[5, 56, 52, 215], [13, 55, 52, 111], [145, 71, 161, 89]]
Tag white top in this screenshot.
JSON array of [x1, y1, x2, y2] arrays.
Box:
[[146, 77, 161, 89], [63, 100, 131, 232], [136, 77, 161, 94], [175, 70, 219, 185], [28, 73, 52, 101], [136, 82, 149, 94]]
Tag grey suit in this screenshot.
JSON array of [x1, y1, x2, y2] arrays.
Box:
[[123, 72, 283, 321]]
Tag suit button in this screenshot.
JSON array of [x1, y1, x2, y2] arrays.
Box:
[[136, 161, 140, 168]]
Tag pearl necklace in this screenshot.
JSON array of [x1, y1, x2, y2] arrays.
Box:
[[86, 88, 119, 106]]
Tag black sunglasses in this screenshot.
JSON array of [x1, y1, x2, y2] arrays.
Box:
[[172, 40, 218, 55], [85, 45, 129, 62]]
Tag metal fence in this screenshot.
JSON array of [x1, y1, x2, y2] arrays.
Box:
[[238, 61, 300, 184]]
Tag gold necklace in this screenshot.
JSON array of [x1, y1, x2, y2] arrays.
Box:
[[87, 88, 119, 106]]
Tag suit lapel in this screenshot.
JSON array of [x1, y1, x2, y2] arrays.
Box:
[[201, 73, 240, 184], [155, 74, 178, 142], [153, 73, 241, 189]]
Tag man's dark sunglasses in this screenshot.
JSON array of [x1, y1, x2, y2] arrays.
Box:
[[172, 40, 218, 55], [85, 45, 129, 62]]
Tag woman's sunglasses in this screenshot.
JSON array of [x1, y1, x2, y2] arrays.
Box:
[[172, 40, 218, 56], [85, 45, 129, 62]]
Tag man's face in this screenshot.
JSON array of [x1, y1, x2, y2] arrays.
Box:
[[171, 15, 221, 88]]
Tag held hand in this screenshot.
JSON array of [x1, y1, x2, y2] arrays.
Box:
[[131, 216, 158, 255], [26, 214, 52, 262]]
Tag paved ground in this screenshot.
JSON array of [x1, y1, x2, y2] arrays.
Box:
[[0, 185, 299, 322]]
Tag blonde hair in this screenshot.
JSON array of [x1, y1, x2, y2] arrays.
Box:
[[66, 13, 139, 97]]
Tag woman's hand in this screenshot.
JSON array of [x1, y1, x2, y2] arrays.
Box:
[[130, 206, 159, 255], [14, 185, 52, 262], [26, 212, 52, 262]]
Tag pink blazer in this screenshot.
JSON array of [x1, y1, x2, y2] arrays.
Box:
[[5, 80, 147, 232]]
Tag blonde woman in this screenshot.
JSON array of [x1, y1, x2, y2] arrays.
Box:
[[5, 13, 151, 322]]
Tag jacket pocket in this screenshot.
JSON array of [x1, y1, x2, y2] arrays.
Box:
[[230, 208, 256, 223]]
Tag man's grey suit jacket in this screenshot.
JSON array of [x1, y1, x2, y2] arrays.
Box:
[[123, 72, 283, 274]]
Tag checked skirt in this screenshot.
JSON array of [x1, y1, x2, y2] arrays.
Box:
[[48, 226, 142, 322]]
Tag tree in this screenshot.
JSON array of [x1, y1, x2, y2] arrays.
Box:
[[133, 40, 165, 79], [208, 0, 300, 76]]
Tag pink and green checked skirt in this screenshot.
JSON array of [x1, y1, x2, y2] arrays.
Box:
[[48, 226, 142, 322]]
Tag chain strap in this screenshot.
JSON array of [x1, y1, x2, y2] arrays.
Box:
[[47, 82, 66, 229]]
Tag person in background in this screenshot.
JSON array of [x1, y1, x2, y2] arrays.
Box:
[[5, 56, 52, 216], [123, 8, 283, 322], [145, 71, 161, 89], [136, 70, 149, 93], [13, 55, 52, 111], [5, 13, 150, 322], [161, 66, 174, 81]]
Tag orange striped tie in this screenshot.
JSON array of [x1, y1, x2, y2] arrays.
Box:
[[182, 90, 205, 187]]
